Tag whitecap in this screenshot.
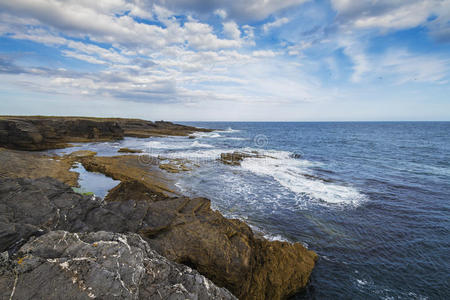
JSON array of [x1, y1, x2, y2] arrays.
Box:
[[191, 141, 214, 148], [145, 140, 214, 150], [191, 132, 221, 138], [220, 127, 241, 133], [240, 151, 366, 206]]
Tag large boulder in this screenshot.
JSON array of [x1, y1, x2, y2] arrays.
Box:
[[0, 231, 236, 299]]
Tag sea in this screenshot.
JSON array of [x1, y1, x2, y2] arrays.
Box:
[[54, 122, 450, 299]]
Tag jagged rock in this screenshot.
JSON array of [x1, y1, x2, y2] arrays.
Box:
[[0, 231, 236, 300], [0, 116, 212, 150], [104, 181, 168, 202], [0, 177, 317, 299], [219, 151, 268, 166]]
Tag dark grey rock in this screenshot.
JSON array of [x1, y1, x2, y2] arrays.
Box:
[[0, 177, 236, 299], [0, 230, 235, 299]]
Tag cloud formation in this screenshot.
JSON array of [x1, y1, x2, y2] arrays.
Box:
[[0, 0, 449, 120]]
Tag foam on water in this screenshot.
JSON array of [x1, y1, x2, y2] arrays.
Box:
[[146, 140, 214, 150], [240, 150, 366, 206], [221, 127, 241, 133], [191, 131, 222, 138]]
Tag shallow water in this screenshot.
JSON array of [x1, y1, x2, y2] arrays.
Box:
[[57, 122, 449, 299], [71, 162, 120, 198]]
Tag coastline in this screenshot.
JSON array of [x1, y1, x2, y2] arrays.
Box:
[[0, 116, 317, 299]]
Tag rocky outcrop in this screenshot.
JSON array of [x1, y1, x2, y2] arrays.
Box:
[[0, 116, 123, 150], [0, 230, 236, 299], [0, 177, 317, 299], [117, 119, 212, 138], [118, 147, 143, 153], [220, 151, 270, 166], [0, 116, 212, 150]]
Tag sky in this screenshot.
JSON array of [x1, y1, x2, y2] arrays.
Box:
[[0, 0, 450, 121]]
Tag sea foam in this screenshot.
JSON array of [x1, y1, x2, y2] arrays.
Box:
[[240, 150, 366, 206]]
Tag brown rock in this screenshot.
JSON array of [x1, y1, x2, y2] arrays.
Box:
[[65, 150, 97, 158], [0, 148, 78, 186], [220, 151, 268, 166], [159, 158, 192, 173], [118, 147, 143, 153], [104, 179, 317, 299], [0, 116, 213, 150], [79, 155, 177, 196]]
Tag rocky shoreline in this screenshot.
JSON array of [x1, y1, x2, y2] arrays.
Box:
[[0, 116, 317, 299], [0, 116, 212, 151]]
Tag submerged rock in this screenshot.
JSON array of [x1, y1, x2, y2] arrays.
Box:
[[0, 230, 236, 299], [290, 153, 302, 159], [0, 177, 317, 299]]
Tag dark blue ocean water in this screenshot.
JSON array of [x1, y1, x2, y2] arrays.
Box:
[[176, 122, 450, 299], [57, 122, 450, 299]]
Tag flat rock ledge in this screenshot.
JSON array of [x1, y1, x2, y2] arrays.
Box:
[[0, 230, 236, 300]]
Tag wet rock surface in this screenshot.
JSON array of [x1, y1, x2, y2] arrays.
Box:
[[0, 177, 317, 299], [0, 230, 236, 300], [219, 151, 270, 166], [0, 116, 211, 150]]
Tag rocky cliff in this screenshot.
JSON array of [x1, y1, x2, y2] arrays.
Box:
[[0, 116, 211, 150]]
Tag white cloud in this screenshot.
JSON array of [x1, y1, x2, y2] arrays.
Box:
[[1, 0, 449, 122], [0, 0, 244, 52], [214, 9, 227, 19], [340, 36, 450, 84], [151, 0, 308, 21], [252, 50, 278, 57], [263, 17, 290, 33], [286, 41, 312, 56], [377, 49, 450, 84], [223, 21, 241, 40], [331, 0, 450, 33]]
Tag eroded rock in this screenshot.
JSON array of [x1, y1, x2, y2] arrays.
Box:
[[219, 151, 269, 166], [0, 231, 236, 300], [0, 116, 212, 150], [0, 177, 317, 299]]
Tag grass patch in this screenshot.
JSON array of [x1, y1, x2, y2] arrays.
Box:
[[72, 187, 94, 196]]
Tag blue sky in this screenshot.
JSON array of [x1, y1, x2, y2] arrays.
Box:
[[0, 0, 449, 121]]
